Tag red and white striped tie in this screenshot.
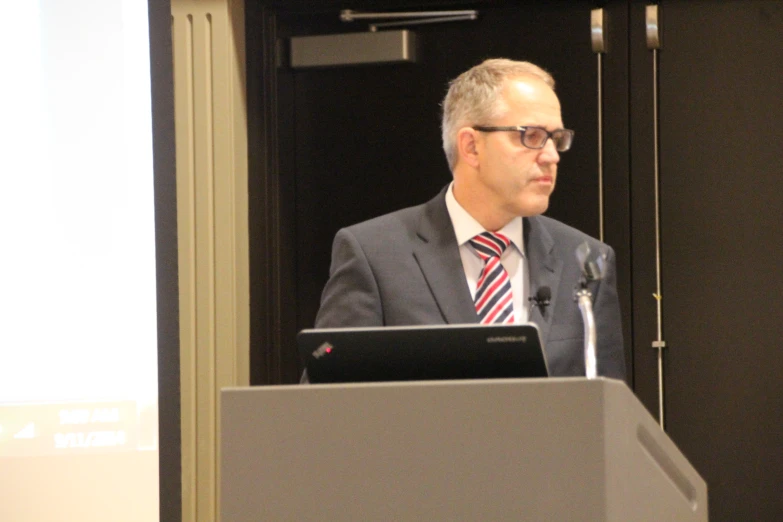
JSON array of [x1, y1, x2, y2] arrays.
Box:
[[469, 232, 515, 324]]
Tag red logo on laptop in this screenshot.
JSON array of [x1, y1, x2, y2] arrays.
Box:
[[312, 342, 333, 359]]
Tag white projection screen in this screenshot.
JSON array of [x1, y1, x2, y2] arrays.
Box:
[[0, 0, 164, 520]]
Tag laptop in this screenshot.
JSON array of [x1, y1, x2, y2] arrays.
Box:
[[298, 323, 548, 384]]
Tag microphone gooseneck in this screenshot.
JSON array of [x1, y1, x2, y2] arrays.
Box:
[[574, 241, 607, 380]]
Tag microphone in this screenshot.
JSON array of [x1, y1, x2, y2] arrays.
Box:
[[528, 286, 551, 316], [573, 242, 606, 380], [575, 241, 608, 286]]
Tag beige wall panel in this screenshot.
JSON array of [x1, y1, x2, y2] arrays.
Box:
[[172, 0, 248, 520], [172, 12, 199, 522]]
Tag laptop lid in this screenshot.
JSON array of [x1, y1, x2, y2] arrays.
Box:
[[298, 323, 548, 384]]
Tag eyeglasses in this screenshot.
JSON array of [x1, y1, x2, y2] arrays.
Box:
[[472, 125, 575, 152]]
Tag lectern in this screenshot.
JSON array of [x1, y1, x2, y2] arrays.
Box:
[[221, 378, 707, 521]]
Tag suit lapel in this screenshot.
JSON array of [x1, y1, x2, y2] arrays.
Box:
[[410, 190, 567, 335], [413, 189, 479, 324], [525, 217, 563, 347]]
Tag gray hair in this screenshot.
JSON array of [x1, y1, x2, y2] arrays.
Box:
[[441, 58, 555, 170]]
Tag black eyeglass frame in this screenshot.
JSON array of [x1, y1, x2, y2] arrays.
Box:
[[472, 125, 575, 152]]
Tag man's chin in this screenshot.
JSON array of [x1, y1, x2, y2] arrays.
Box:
[[517, 197, 550, 217]]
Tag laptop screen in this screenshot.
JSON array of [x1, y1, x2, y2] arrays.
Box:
[[298, 323, 548, 384]]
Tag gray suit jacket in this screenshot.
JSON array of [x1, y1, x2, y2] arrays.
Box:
[[315, 187, 626, 380]]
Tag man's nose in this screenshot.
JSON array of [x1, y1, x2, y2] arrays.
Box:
[[538, 137, 560, 164]]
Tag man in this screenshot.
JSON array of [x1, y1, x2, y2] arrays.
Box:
[[313, 58, 625, 380]]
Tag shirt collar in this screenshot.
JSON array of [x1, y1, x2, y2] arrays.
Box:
[[445, 182, 525, 256]]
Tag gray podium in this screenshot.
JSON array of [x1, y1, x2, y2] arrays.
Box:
[[221, 378, 707, 521]]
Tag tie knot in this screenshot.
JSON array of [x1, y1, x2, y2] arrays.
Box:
[[469, 232, 511, 260]]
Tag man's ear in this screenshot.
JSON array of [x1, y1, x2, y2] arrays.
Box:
[[456, 127, 481, 168]]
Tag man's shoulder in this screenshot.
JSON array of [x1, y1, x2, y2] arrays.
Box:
[[339, 202, 424, 243], [348, 202, 424, 230], [531, 214, 613, 252], [340, 190, 445, 240]]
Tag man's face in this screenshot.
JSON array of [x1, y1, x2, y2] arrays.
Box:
[[471, 77, 563, 224]]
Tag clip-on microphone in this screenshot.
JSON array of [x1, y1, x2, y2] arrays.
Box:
[[528, 286, 552, 316]]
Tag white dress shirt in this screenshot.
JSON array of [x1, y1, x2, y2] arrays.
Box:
[[445, 182, 529, 322]]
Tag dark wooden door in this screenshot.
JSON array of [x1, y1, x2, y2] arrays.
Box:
[[628, 1, 783, 520]]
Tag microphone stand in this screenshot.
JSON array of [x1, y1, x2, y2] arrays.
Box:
[[574, 242, 606, 380], [575, 285, 597, 379]]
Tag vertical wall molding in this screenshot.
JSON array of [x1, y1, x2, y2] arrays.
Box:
[[171, 0, 248, 520]]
